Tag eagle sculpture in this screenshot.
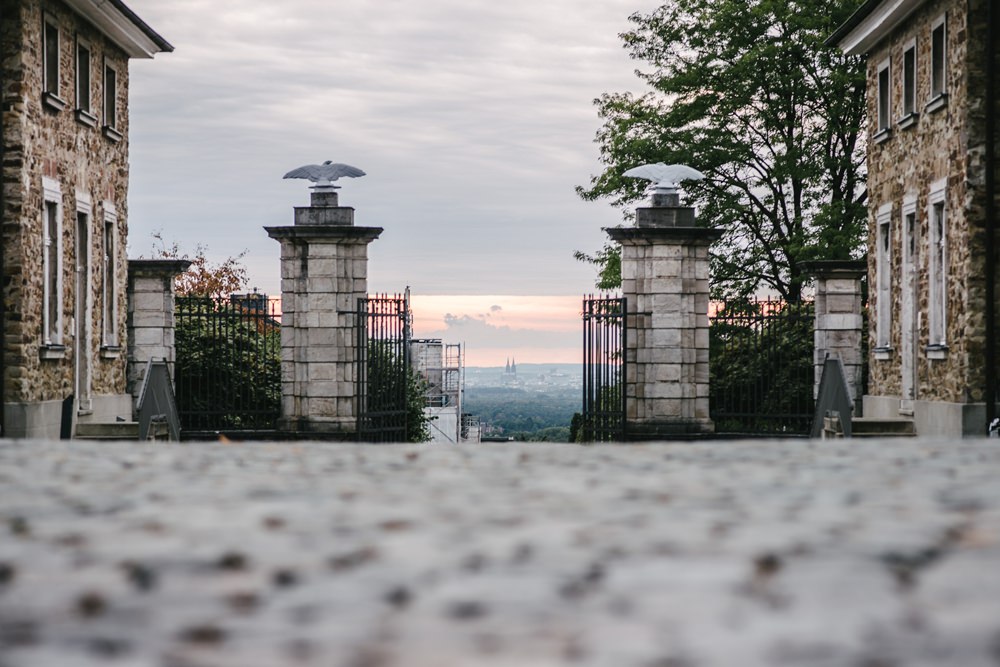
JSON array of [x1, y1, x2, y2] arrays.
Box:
[[623, 163, 704, 188], [283, 161, 366, 188]]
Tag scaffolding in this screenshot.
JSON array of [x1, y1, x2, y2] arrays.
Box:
[[409, 340, 479, 443]]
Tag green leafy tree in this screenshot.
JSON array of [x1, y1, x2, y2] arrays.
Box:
[[577, 0, 867, 301]]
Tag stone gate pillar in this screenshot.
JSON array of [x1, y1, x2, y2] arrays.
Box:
[[127, 259, 192, 412], [265, 186, 382, 436], [804, 260, 866, 415], [606, 190, 722, 439]]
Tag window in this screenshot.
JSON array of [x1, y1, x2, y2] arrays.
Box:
[[102, 204, 118, 347], [42, 178, 63, 348], [75, 38, 96, 126], [102, 62, 122, 141], [928, 14, 947, 111], [901, 40, 917, 125], [875, 58, 891, 142], [876, 203, 892, 352], [42, 16, 66, 111], [927, 179, 947, 353]]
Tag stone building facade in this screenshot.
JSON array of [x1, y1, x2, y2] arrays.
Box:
[[831, 0, 999, 435], [1, 0, 170, 437]]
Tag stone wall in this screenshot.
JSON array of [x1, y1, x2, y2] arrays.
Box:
[[2, 0, 132, 423], [864, 0, 978, 405]]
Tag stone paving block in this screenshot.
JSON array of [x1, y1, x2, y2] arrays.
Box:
[[0, 440, 998, 667]]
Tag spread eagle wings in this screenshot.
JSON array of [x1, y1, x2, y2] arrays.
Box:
[[623, 163, 704, 186], [283, 162, 366, 183]]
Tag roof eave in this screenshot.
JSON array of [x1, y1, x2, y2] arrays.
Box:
[[62, 0, 172, 59], [827, 0, 926, 55]]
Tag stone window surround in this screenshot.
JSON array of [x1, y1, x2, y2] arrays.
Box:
[[926, 178, 947, 358], [74, 35, 98, 128], [875, 202, 893, 357], [874, 57, 892, 144], [927, 12, 947, 111], [102, 59, 122, 143], [899, 38, 918, 129], [40, 177, 65, 358], [101, 202, 119, 351], [42, 13, 67, 113], [75, 192, 94, 414]]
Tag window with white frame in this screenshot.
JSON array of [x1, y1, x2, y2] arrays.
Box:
[[876, 203, 893, 350], [42, 15, 65, 111], [902, 40, 917, 119], [928, 180, 947, 350], [930, 14, 947, 101], [876, 58, 891, 138], [102, 204, 118, 347], [42, 178, 63, 347], [75, 38, 97, 126], [102, 61, 122, 141]]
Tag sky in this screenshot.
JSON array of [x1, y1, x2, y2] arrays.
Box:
[[124, 0, 661, 365]]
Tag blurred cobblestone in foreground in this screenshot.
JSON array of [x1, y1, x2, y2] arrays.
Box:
[[1, 439, 999, 666]]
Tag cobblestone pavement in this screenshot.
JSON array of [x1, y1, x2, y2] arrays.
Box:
[[1, 439, 999, 667]]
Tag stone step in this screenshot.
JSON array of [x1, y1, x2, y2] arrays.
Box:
[[851, 418, 916, 437], [76, 421, 140, 440]]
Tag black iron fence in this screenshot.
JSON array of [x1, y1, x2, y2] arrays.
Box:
[[356, 294, 411, 442], [709, 298, 815, 435], [174, 295, 281, 433], [582, 295, 627, 442]]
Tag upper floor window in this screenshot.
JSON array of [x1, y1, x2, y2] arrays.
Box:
[[901, 40, 917, 124], [928, 14, 948, 111], [102, 204, 118, 348], [42, 16, 66, 111], [75, 38, 97, 127], [103, 61, 123, 142], [875, 58, 891, 142]]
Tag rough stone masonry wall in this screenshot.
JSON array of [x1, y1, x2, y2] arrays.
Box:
[[865, 0, 972, 404], [2, 0, 131, 406]]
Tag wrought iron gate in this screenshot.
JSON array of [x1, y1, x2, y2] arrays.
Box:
[[582, 295, 627, 442], [709, 298, 814, 435], [174, 295, 281, 434], [356, 294, 411, 442]]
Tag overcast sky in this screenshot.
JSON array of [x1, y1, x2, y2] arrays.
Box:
[[123, 0, 660, 364]]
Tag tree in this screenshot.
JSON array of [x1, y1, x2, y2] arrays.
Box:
[[577, 0, 867, 301], [150, 231, 249, 298]]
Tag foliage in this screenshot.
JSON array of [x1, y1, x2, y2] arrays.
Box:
[[174, 297, 281, 431], [464, 386, 578, 439], [577, 0, 867, 301], [574, 243, 622, 292], [709, 299, 814, 433], [151, 231, 249, 299]]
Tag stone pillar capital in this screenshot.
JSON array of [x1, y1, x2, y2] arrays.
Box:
[[800, 259, 867, 281]]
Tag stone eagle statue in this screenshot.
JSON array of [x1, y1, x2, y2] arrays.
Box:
[[283, 161, 366, 188], [623, 163, 704, 189]]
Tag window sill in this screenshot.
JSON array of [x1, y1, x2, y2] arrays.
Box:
[[926, 343, 949, 360], [102, 125, 123, 143], [75, 109, 98, 128], [873, 346, 893, 361], [873, 128, 892, 145], [39, 344, 67, 360], [897, 112, 918, 130], [925, 94, 948, 114], [101, 345, 122, 359], [42, 92, 67, 113]]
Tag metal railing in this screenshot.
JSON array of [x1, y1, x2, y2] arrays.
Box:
[[709, 298, 815, 435], [356, 295, 410, 442], [174, 295, 281, 434], [582, 295, 627, 442]]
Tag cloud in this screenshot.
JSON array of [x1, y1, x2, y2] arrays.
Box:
[[424, 311, 576, 351], [490, 305, 503, 313], [124, 0, 663, 296]]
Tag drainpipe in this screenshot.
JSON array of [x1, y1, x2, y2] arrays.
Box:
[[986, 0, 997, 433]]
